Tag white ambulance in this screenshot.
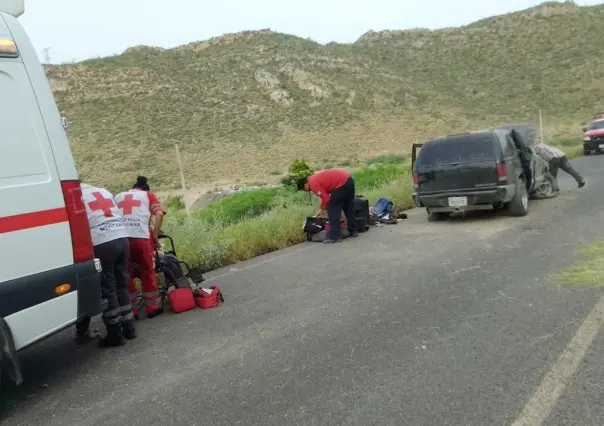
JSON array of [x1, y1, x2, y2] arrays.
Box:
[[0, 0, 104, 386]]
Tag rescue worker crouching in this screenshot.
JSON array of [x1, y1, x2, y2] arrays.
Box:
[[115, 176, 165, 319], [78, 183, 137, 347], [297, 168, 358, 244]]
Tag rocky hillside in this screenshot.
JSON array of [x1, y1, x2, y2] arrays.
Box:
[[47, 2, 604, 191]]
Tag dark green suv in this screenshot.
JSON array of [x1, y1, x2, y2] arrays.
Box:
[[411, 127, 555, 221]]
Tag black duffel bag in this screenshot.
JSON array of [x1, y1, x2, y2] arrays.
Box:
[[303, 216, 327, 241]]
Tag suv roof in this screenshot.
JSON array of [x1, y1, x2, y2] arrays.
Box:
[[425, 129, 505, 144]]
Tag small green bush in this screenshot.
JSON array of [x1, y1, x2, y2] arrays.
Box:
[[282, 159, 314, 187]]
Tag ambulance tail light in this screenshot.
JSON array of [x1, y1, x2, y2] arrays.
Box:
[[61, 180, 95, 263]]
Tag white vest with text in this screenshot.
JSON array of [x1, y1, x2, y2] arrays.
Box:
[[114, 189, 151, 239], [81, 184, 128, 246]]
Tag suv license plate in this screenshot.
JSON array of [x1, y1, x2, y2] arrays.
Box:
[[448, 196, 468, 207], [599, 144, 604, 149]]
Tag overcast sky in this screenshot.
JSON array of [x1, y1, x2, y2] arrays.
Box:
[[15, 0, 604, 64]]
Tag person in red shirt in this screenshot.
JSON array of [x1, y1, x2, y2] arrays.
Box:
[[297, 168, 358, 243]]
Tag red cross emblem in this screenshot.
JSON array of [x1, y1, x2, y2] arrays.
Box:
[[88, 192, 115, 218], [118, 194, 142, 215]]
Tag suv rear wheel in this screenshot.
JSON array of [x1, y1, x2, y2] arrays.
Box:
[[507, 177, 529, 217]]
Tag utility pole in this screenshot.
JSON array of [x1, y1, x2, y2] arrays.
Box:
[[539, 109, 545, 144], [175, 144, 186, 191], [42, 47, 51, 64], [174, 144, 190, 216]]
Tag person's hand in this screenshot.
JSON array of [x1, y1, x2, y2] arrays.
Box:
[[315, 209, 324, 217]]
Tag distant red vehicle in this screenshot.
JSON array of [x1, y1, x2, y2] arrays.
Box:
[[582, 118, 604, 155]]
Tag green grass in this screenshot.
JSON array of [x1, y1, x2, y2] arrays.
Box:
[[49, 2, 604, 190], [163, 163, 413, 272], [198, 187, 285, 225], [556, 243, 604, 287]]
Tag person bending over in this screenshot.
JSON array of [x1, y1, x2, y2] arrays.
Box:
[[534, 143, 585, 190], [297, 168, 358, 244]]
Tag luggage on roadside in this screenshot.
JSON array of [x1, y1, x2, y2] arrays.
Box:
[[354, 195, 370, 232], [303, 216, 327, 235], [303, 216, 349, 242], [167, 287, 196, 313], [195, 285, 224, 309]]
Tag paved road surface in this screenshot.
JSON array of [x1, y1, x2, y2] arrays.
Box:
[[3, 156, 604, 426]]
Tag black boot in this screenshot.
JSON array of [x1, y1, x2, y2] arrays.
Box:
[[121, 320, 137, 340], [147, 307, 163, 319], [98, 324, 126, 348]]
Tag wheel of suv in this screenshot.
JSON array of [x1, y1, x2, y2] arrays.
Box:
[[507, 177, 529, 217], [531, 173, 558, 199]]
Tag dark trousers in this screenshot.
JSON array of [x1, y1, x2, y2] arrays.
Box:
[[77, 238, 133, 331], [549, 156, 584, 189], [326, 177, 356, 240]]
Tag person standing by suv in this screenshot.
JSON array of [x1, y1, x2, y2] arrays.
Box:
[[534, 143, 585, 189], [297, 169, 358, 244]]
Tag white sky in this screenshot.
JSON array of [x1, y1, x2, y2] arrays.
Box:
[[15, 0, 604, 64]]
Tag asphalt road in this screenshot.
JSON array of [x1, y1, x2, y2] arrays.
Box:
[[3, 155, 604, 426]]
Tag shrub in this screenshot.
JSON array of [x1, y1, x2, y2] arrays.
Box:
[[281, 159, 314, 187]]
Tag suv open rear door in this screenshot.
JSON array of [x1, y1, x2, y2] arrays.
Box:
[[411, 143, 423, 170]]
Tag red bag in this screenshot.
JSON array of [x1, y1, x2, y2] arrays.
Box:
[[195, 285, 224, 309], [324, 219, 346, 232], [168, 288, 196, 313]]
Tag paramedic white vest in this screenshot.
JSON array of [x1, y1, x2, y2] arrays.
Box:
[[81, 184, 128, 246], [114, 189, 151, 239]]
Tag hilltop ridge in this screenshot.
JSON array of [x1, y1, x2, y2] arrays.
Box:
[[48, 1, 603, 191]]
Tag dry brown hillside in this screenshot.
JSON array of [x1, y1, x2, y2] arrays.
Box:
[[47, 1, 604, 191]]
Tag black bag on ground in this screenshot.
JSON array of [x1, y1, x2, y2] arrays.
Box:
[[304, 216, 327, 241], [303, 217, 326, 234], [354, 195, 370, 233]]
